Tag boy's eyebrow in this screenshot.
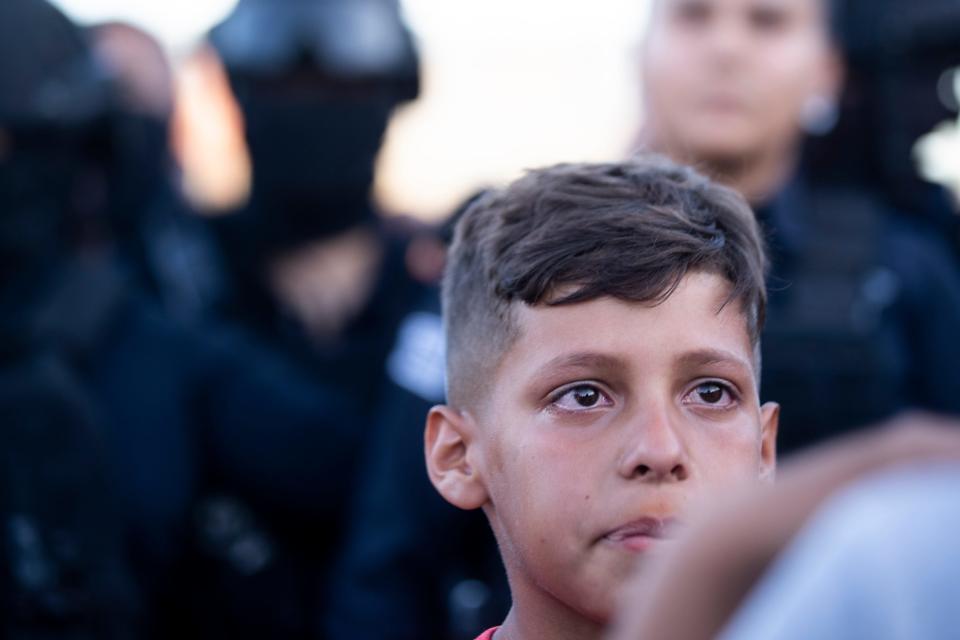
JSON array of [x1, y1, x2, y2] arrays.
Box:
[[534, 352, 628, 376], [530, 350, 754, 382], [675, 348, 754, 375]]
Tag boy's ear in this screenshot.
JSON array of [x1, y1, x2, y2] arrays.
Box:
[[424, 405, 489, 510], [758, 402, 779, 483]]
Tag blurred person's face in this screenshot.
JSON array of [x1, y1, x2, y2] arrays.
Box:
[[427, 272, 778, 628], [642, 0, 840, 171]]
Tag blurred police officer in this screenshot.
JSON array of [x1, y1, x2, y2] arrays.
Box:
[[0, 1, 145, 636], [325, 193, 510, 640], [639, 0, 960, 452], [88, 21, 225, 324], [204, 1, 458, 636], [807, 0, 960, 255], [0, 2, 369, 637], [209, 0, 428, 402]]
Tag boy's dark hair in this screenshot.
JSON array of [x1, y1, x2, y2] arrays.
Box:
[[443, 155, 767, 408]]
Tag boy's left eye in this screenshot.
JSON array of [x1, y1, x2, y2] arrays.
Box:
[[550, 384, 613, 412], [683, 381, 737, 408]]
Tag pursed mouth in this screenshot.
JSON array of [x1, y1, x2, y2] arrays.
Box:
[[602, 516, 680, 543]]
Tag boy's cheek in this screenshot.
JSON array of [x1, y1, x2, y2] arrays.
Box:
[[488, 451, 590, 538], [688, 430, 768, 496]]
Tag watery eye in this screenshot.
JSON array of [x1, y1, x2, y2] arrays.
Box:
[[684, 381, 738, 409], [697, 383, 725, 404], [572, 386, 601, 407], [551, 385, 611, 411]]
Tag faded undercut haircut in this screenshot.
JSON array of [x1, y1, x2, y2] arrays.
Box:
[[442, 155, 768, 409]]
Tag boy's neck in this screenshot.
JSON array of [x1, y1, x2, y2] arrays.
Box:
[[496, 581, 606, 640]]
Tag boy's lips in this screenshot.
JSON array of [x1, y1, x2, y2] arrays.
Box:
[[601, 517, 680, 553]]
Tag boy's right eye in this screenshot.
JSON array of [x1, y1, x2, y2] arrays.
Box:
[[549, 384, 613, 412]]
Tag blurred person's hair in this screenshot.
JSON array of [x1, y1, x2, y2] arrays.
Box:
[[443, 155, 768, 409]]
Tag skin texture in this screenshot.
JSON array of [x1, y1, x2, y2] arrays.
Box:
[[640, 0, 841, 203], [426, 272, 779, 640]]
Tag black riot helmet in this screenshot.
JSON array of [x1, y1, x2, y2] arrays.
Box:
[[209, 0, 421, 251], [210, 0, 419, 101], [0, 0, 114, 286]]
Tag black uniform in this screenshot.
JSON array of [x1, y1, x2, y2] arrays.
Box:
[[0, 2, 377, 636], [759, 178, 960, 453]]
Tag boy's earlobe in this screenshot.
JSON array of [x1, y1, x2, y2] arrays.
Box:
[[424, 405, 489, 510], [759, 402, 779, 483]]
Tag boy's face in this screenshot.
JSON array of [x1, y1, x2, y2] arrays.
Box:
[[642, 0, 839, 167], [427, 272, 778, 623]]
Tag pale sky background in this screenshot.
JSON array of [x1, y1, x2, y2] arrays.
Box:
[[49, 0, 960, 220]]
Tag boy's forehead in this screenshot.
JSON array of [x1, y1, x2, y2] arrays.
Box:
[[501, 273, 758, 381]]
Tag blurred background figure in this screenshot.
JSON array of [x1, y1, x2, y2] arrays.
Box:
[[325, 191, 510, 640], [203, 0, 477, 637], [810, 0, 960, 253], [638, 0, 960, 452], [0, 1, 380, 638], [0, 8, 127, 635], [87, 21, 225, 324], [208, 0, 425, 361], [0, 1, 142, 635]]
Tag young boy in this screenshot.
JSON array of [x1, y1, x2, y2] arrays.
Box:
[[424, 156, 779, 640]]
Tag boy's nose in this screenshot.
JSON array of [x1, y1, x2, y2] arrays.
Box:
[[618, 410, 689, 483]]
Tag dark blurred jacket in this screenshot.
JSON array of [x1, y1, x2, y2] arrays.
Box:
[[759, 177, 960, 453], [324, 290, 509, 640], [1, 254, 361, 637]]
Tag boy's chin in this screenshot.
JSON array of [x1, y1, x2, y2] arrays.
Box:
[[588, 548, 669, 622], [577, 586, 627, 627], [566, 564, 643, 624]]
